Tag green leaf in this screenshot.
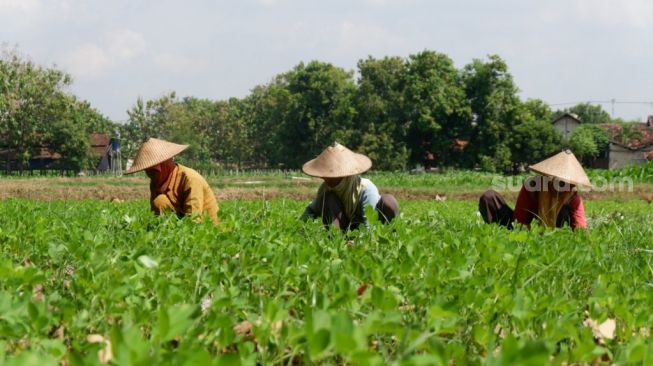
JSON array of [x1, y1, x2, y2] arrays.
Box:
[[216, 353, 241, 366], [309, 328, 331, 359], [157, 304, 196, 342], [332, 313, 355, 353]]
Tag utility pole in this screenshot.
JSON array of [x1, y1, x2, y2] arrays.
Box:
[[611, 98, 615, 118]]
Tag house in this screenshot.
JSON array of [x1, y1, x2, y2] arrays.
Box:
[[451, 138, 469, 151], [1, 133, 120, 173], [596, 117, 653, 169], [90, 133, 122, 173], [0, 144, 61, 171], [90, 133, 111, 172], [29, 146, 62, 169], [552, 113, 582, 139]]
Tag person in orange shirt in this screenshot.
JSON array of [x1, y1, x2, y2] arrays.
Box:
[[479, 150, 590, 230], [125, 138, 219, 224]]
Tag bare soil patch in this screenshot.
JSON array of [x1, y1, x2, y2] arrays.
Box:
[[1, 177, 652, 202]]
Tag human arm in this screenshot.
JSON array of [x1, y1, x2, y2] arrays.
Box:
[[357, 179, 381, 227], [301, 198, 319, 221], [513, 184, 536, 227], [567, 193, 588, 229]]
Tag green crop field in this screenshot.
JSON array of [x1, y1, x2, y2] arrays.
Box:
[[1, 197, 652, 365]]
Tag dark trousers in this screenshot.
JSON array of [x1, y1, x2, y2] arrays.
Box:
[[479, 190, 514, 228], [478, 190, 572, 229], [323, 192, 400, 231]]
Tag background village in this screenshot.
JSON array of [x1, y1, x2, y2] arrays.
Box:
[[3, 109, 653, 176]]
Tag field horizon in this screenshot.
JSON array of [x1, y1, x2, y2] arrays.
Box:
[[1, 170, 652, 203]]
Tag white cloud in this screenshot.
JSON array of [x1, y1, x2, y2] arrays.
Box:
[[573, 0, 653, 28], [0, 0, 77, 23], [359, 0, 415, 7], [153, 53, 208, 75], [286, 19, 406, 54], [0, 0, 41, 13], [336, 21, 405, 53], [256, 0, 288, 7], [62, 43, 110, 79], [61, 30, 146, 80], [106, 30, 146, 61]]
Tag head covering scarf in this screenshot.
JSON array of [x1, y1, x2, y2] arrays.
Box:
[[315, 175, 364, 220], [536, 180, 574, 227], [152, 159, 176, 194]]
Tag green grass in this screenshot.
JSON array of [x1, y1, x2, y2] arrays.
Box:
[[0, 198, 652, 365]]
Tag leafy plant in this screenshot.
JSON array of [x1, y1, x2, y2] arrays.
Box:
[[0, 198, 652, 364]]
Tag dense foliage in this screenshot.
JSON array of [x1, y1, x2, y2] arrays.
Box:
[[567, 125, 611, 163], [553, 103, 612, 126], [0, 198, 652, 365], [3, 47, 623, 173], [0, 49, 116, 171], [119, 53, 569, 173]]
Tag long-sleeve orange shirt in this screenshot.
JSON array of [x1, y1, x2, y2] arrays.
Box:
[[150, 164, 219, 224]]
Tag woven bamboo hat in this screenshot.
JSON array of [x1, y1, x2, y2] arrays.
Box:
[[302, 142, 372, 178], [125, 138, 188, 174], [529, 150, 592, 188]]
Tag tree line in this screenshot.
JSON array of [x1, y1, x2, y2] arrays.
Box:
[[2, 47, 623, 173], [0, 48, 114, 172]]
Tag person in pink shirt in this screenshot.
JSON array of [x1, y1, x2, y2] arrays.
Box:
[[479, 150, 591, 230]]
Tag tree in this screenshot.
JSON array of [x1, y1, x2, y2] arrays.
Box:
[[165, 97, 214, 166], [122, 92, 185, 162], [510, 120, 563, 168], [1, 48, 114, 172], [121, 94, 177, 159], [49, 96, 116, 171], [354, 56, 409, 170], [568, 124, 609, 162], [613, 122, 643, 147], [272, 61, 358, 168], [242, 82, 291, 167], [555, 103, 611, 124], [522, 98, 553, 123], [209, 98, 255, 169], [122, 94, 228, 168], [403, 51, 471, 168], [462, 55, 522, 172], [0, 48, 71, 171]]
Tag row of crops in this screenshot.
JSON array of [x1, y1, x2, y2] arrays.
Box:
[[1, 199, 653, 365]]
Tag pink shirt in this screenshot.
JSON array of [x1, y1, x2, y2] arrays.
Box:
[[513, 184, 587, 229]]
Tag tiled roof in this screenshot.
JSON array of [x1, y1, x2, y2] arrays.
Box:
[[90, 133, 110, 147], [599, 123, 653, 150], [90, 133, 110, 157], [451, 138, 469, 151]]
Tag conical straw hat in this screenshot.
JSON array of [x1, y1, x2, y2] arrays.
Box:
[[302, 142, 372, 178], [529, 150, 592, 188], [125, 138, 188, 174]]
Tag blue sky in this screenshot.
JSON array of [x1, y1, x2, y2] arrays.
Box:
[[2, 0, 652, 122]]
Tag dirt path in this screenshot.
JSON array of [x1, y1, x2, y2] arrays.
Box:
[[1, 177, 652, 202]]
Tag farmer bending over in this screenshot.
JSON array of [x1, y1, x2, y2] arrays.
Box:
[[301, 142, 399, 231], [125, 138, 219, 224], [479, 150, 589, 230]]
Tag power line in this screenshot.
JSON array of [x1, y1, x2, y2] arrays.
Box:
[[550, 100, 653, 106], [549, 99, 653, 118]]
